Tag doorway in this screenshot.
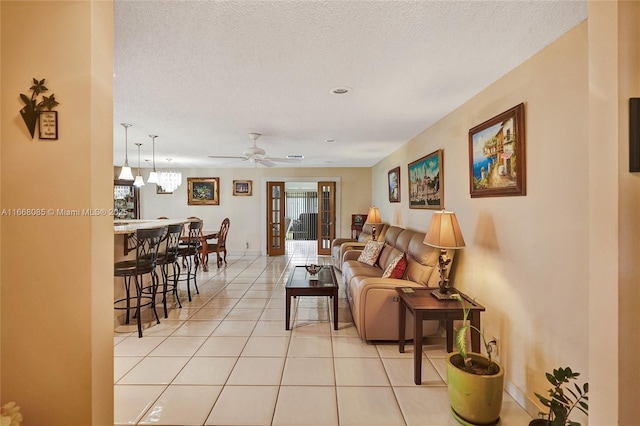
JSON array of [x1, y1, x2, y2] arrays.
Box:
[[263, 178, 340, 256]]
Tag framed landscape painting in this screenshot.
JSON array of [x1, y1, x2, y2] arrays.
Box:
[[408, 149, 443, 209], [388, 167, 400, 202], [187, 177, 220, 205], [468, 103, 526, 197]]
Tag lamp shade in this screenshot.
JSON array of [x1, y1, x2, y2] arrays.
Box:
[[118, 166, 134, 181], [423, 211, 465, 249], [365, 206, 382, 224], [147, 171, 159, 184]]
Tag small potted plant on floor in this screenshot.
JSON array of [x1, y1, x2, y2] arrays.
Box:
[[530, 366, 588, 425], [446, 294, 504, 425]]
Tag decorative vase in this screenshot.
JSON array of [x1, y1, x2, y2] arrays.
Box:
[[446, 352, 504, 425], [20, 106, 38, 138], [529, 420, 549, 426]]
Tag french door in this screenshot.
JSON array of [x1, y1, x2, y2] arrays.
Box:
[[266, 181, 285, 256], [317, 181, 336, 255]]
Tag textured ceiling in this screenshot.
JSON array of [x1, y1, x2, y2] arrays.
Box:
[[114, 0, 587, 169]]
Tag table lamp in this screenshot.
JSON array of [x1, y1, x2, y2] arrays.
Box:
[[423, 210, 465, 300], [365, 206, 383, 240]]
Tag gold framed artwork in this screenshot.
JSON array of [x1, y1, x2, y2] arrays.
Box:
[[468, 103, 526, 197], [187, 177, 220, 205], [233, 180, 252, 196], [408, 149, 443, 209]]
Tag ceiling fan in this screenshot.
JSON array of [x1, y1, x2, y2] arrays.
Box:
[[208, 133, 302, 167]]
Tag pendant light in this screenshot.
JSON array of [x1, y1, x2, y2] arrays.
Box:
[[118, 123, 135, 180], [133, 142, 145, 187], [147, 134, 159, 184]]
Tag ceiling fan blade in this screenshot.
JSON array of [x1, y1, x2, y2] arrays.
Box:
[[266, 157, 302, 163], [258, 159, 277, 168], [208, 155, 247, 160]]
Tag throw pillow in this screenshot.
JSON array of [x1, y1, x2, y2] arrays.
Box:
[[382, 253, 408, 279], [357, 241, 384, 266]]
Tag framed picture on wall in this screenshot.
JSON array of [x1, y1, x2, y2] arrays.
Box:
[[388, 166, 400, 203], [408, 149, 443, 209], [468, 103, 526, 197], [187, 177, 219, 205], [233, 180, 252, 196]]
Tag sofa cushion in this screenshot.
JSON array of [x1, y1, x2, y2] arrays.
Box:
[[357, 241, 384, 266], [382, 254, 408, 279]]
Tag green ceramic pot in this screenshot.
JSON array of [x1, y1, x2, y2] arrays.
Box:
[[446, 352, 504, 425]]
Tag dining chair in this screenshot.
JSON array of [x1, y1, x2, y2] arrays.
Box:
[[175, 219, 202, 301], [198, 217, 230, 268], [156, 223, 183, 318], [114, 226, 165, 338]]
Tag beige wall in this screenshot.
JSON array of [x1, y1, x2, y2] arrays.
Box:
[[373, 22, 592, 421], [0, 2, 114, 425], [132, 166, 372, 254]]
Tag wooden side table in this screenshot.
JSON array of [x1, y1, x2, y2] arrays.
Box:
[[396, 287, 485, 385]]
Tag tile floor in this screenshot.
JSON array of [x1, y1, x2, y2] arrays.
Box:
[[114, 241, 533, 425]]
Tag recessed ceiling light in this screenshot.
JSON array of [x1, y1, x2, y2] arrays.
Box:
[[329, 86, 352, 95], [325, 139, 336, 143]]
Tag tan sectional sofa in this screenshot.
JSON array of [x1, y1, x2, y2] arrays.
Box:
[[339, 225, 455, 341], [331, 223, 388, 271]]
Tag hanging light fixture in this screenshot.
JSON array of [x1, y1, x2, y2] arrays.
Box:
[[147, 134, 159, 184], [157, 158, 182, 193], [133, 142, 145, 187], [118, 123, 134, 180]]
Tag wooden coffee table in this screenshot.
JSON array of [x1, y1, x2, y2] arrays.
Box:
[[396, 287, 485, 385], [285, 265, 339, 330]]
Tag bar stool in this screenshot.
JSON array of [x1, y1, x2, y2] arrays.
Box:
[[114, 226, 165, 338], [175, 219, 202, 302], [157, 223, 184, 318]]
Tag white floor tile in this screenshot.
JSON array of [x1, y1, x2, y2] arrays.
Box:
[[287, 336, 333, 357], [336, 386, 405, 426], [241, 336, 290, 357], [211, 320, 257, 336], [114, 336, 166, 357], [272, 386, 338, 426], [281, 357, 335, 385], [332, 336, 379, 357], [226, 357, 285, 385], [148, 336, 207, 357], [138, 385, 222, 425], [195, 336, 249, 357], [114, 356, 143, 383], [118, 356, 190, 385], [393, 385, 458, 425], [205, 385, 279, 425], [334, 358, 390, 386], [173, 357, 237, 385], [171, 319, 220, 336], [382, 357, 445, 386], [114, 384, 166, 425]]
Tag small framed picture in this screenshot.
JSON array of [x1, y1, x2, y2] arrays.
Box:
[[39, 111, 58, 140], [187, 177, 220, 205], [156, 184, 172, 195], [233, 180, 252, 196], [388, 166, 400, 203]]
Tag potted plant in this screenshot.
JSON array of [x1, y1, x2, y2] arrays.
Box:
[[446, 293, 504, 425], [530, 366, 588, 425]]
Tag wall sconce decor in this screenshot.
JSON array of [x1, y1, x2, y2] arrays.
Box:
[[19, 78, 59, 139]]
